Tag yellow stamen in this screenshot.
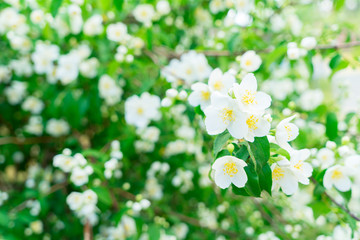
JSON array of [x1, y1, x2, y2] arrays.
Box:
[[246, 115, 259, 130], [213, 81, 223, 90], [223, 161, 238, 177], [331, 170, 343, 180], [220, 107, 235, 124], [272, 166, 284, 180], [242, 90, 256, 105], [200, 91, 210, 100]]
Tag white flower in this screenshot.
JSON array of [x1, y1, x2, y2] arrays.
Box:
[[188, 83, 211, 110], [323, 165, 351, 192], [25, 116, 43, 136], [204, 92, 247, 138], [56, 54, 80, 85], [107, 22, 128, 43], [287, 46, 301, 60], [83, 190, 98, 206], [233, 73, 271, 113], [275, 115, 299, 153], [210, 0, 226, 14], [125, 92, 161, 128], [133, 4, 155, 25], [70, 166, 93, 186], [83, 14, 103, 36], [316, 148, 335, 169], [121, 215, 137, 237], [212, 156, 248, 189], [240, 51, 262, 72], [98, 75, 123, 105], [289, 149, 313, 185], [208, 68, 235, 94], [22, 96, 44, 114], [67, 192, 84, 210], [80, 57, 99, 78], [4, 81, 27, 105], [244, 114, 271, 142], [53, 154, 76, 173], [345, 154, 360, 176], [46, 119, 70, 137], [156, 1, 171, 15], [30, 9, 44, 24], [271, 159, 299, 195], [301, 37, 317, 50], [68, 4, 83, 34], [298, 89, 324, 111], [0, 65, 11, 83]]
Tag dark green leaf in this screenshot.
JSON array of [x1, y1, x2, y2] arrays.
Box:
[[326, 112, 338, 140], [50, 0, 63, 17], [329, 54, 341, 69], [113, 0, 124, 11], [258, 163, 272, 195], [249, 136, 270, 167]]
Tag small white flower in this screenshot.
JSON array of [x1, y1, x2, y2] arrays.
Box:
[[204, 92, 247, 139], [275, 115, 299, 153], [133, 4, 155, 25], [208, 68, 235, 94], [300, 37, 317, 50], [289, 149, 313, 185], [156, 1, 171, 15], [271, 159, 299, 195], [83, 14, 103, 36], [212, 156, 248, 189], [70, 166, 92, 186], [316, 148, 335, 169], [125, 92, 161, 128], [107, 22, 128, 42], [66, 192, 84, 210], [30, 9, 44, 24], [233, 73, 271, 113], [46, 119, 70, 137], [244, 114, 271, 142], [22, 96, 44, 114], [323, 165, 351, 192], [240, 51, 262, 72], [188, 82, 211, 110]]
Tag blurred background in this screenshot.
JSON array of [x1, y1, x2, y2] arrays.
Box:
[[1, 0, 360, 239]]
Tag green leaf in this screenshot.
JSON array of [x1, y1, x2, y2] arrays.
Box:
[[233, 165, 261, 197], [248, 136, 270, 167], [148, 224, 161, 240], [326, 112, 338, 140], [146, 28, 153, 50], [258, 163, 272, 195], [308, 201, 331, 219], [213, 130, 230, 157], [92, 187, 112, 207], [334, 0, 345, 11], [113, 0, 124, 11], [329, 54, 341, 69], [50, 0, 63, 17], [232, 185, 250, 196], [338, 190, 352, 203]]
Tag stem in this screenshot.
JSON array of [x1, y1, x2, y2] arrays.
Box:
[[84, 220, 92, 240], [310, 177, 360, 221], [245, 141, 257, 171]]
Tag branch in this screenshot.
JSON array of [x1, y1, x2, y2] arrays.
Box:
[[0, 136, 55, 145], [311, 177, 360, 221], [315, 41, 360, 50], [84, 220, 93, 240]]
